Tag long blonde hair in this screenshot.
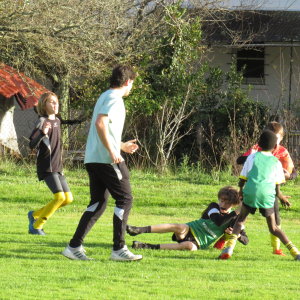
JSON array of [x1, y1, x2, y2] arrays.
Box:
[[37, 92, 58, 116]]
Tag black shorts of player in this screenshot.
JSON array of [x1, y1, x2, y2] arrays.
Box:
[[171, 229, 200, 250], [243, 202, 274, 218], [38, 172, 70, 194]]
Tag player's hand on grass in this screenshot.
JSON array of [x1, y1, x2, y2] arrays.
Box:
[[121, 139, 139, 154], [280, 195, 291, 209]]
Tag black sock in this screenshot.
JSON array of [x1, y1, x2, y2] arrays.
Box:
[[138, 226, 151, 234], [146, 243, 160, 249]]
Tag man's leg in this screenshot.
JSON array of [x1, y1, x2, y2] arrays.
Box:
[[69, 164, 109, 248], [105, 162, 142, 261], [266, 214, 300, 260], [62, 164, 110, 260], [109, 162, 134, 250], [219, 205, 249, 260]]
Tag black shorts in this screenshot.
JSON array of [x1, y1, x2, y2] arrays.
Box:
[[171, 229, 200, 250], [243, 202, 274, 218], [38, 172, 70, 194]]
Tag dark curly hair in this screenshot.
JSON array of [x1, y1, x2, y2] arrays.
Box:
[[110, 65, 137, 88], [218, 186, 240, 205]]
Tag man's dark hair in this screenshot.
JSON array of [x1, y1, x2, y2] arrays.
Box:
[[258, 130, 277, 151], [110, 65, 137, 88]]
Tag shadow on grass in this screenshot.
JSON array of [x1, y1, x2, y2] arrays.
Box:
[[0, 239, 113, 260]]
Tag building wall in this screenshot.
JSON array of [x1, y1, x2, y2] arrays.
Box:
[[206, 44, 300, 111]]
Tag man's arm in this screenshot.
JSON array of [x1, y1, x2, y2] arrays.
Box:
[[95, 114, 122, 163]]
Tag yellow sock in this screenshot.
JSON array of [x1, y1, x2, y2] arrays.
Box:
[[33, 192, 65, 229], [270, 225, 281, 251], [227, 234, 238, 248], [32, 192, 73, 219], [285, 241, 300, 259], [224, 232, 230, 242], [32, 207, 44, 219], [60, 192, 73, 207]]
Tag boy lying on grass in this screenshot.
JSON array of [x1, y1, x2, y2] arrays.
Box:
[[126, 186, 248, 251]]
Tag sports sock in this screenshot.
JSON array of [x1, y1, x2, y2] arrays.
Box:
[[226, 234, 238, 248], [138, 226, 151, 234], [285, 241, 300, 259], [60, 192, 73, 207], [32, 192, 73, 219], [145, 243, 160, 249], [270, 225, 281, 251], [224, 232, 230, 242], [33, 192, 65, 229]]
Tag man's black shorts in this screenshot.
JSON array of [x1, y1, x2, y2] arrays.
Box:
[[243, 202, 274, 218], [171, 228, 200, 249]]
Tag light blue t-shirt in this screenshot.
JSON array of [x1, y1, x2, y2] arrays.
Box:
[[84, 89, 126, 164]]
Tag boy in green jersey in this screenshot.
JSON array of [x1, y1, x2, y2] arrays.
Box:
[[127, 186, 248, 251], [219, 130, 300, 260]]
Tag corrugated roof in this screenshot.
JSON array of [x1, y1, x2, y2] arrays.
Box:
[[0, 63, 50, 110], [202, 10, 300, 44]]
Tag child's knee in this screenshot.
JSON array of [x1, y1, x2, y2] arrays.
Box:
[[268, 223, 278, 235], [64, 192, 73, 206], [181, 242, 197, 251], [53, 192, 66, 205]]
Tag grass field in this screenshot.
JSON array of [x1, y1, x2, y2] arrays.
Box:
[[1, 160, 300, 299]]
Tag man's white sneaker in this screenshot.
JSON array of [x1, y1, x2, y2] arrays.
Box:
[[62, 244, 93, 260], [110, 245, 143, 261]]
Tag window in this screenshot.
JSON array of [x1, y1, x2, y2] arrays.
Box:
[[236, 48, 265, 84]]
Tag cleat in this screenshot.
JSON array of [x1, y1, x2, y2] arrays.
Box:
[[62, 244, 92, 260], [132, 241, 153, 249], [295, 255, 300, 261], [273, 249, 286, 256], [126, 225, 140, 236], [110, 245, 142, 261], [218, 247, 233, 260], [28, 211, 36, 230], [213, 236, 226, 250], [28, 220, 46, 235], [28, 227, 46, 235]]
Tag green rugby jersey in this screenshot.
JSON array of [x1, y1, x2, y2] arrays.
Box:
[[187, 202, 237, 249]]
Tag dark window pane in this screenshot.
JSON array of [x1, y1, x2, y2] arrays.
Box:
[[237, 48, 264, 58], [237, 60, 264, 78]]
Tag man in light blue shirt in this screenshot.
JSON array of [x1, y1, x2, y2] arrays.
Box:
[[62, 65, 142, 261]]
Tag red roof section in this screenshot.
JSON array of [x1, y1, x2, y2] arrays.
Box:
[[0, 63, 50, 110]]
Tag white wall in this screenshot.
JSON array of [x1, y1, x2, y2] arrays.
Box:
[[206, 45, 300, 111]]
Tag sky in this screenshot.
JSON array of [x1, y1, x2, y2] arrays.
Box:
[[227, 0, 300, 9]]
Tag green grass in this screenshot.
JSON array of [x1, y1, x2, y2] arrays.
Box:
[[0, 160, 300, 299]]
